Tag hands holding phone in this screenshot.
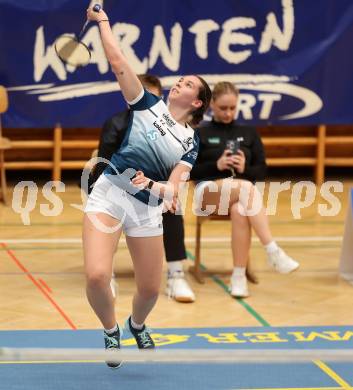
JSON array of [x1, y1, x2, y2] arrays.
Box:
[[216, 140, 245, 175]]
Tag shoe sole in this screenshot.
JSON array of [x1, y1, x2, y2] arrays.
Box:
[[106, 354, 123, 369], [107, 362, 123, 369], [165, 287, 195, 303], [230, 287, 249, 298], [231, 293, 250, 298], [276, 264, 300, 274], [174, 296, 195, 303]]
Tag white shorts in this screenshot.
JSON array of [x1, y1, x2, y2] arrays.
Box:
[[85, 175, 163, 237]]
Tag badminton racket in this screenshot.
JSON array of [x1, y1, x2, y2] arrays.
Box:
[[55, 3, 102, 67]]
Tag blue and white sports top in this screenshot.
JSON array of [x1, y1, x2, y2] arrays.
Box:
[[104, 89, 199, 205]]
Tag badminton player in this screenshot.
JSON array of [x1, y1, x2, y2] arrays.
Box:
[[83, 6, 211, 368]]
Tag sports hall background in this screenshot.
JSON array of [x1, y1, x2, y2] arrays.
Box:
[[1, 1, 353, 390]]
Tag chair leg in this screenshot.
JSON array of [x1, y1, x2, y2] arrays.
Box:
[[189, 217, 205, 284], [0, 151, 7, 205]]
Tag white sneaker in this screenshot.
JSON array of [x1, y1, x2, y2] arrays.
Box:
[[267, 248, 299, 274], [230, 275, 249, 298], [166, 271, 195, 303]]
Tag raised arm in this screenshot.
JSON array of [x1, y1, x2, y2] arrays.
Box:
[[87, 7, 143, 102]]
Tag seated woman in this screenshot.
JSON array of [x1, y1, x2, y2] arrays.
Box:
[[191, 81, 299, 298]]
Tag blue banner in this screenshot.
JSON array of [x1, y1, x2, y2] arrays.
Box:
[[1, 0, 353, 127]]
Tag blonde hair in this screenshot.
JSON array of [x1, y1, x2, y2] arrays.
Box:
[[212, 81, 239, 101]]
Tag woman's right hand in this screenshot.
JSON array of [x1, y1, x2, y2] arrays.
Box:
[[86, 6, 108, 23], [216, 149, 236, 171], [131, 170, 150, 190]]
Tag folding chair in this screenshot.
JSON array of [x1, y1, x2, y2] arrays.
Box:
[[189, 215, 258, 285]]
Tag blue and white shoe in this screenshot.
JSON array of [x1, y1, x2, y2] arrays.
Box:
[[125, 316, 155, 349], [103, 325, 123, 369]]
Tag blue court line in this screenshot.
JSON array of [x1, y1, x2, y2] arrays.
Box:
[[2, 326, 353, 349], [1, 327, 353, 390]]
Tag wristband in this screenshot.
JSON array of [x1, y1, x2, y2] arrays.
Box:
[[98, 19, 109, 24], [147, 180, 154, 190]]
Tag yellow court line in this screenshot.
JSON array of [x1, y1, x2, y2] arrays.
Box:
[[314, 360, 352, 389], [239, 388, 346, 390]]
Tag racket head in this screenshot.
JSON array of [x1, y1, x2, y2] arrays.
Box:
[[55, 35, 91, 67]]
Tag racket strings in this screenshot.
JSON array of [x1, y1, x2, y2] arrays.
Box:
[[55, 35, 91, 67]]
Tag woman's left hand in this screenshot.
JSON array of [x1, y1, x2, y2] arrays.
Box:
[[163, 196, 178, 214], [131, 171, 150, 189], [231, 150, 246, 174]]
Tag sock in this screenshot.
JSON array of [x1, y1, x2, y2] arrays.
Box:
[[167, 260, 183, 276], [105, 324, 118, 335], [265, 241, 279, 254], [232, 266, 246, 278], [130, 317, 144, 330]]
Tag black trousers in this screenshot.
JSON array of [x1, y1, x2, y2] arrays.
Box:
[[162, 212, 186, 262]]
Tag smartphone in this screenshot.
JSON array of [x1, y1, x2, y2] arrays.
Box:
[[225, 139, 240, 178], [226, 139, 240, 155]]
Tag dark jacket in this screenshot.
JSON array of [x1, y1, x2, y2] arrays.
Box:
[[190, 119, 267, 183]]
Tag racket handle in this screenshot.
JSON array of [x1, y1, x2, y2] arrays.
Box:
[[93, 4, 101, 12]]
